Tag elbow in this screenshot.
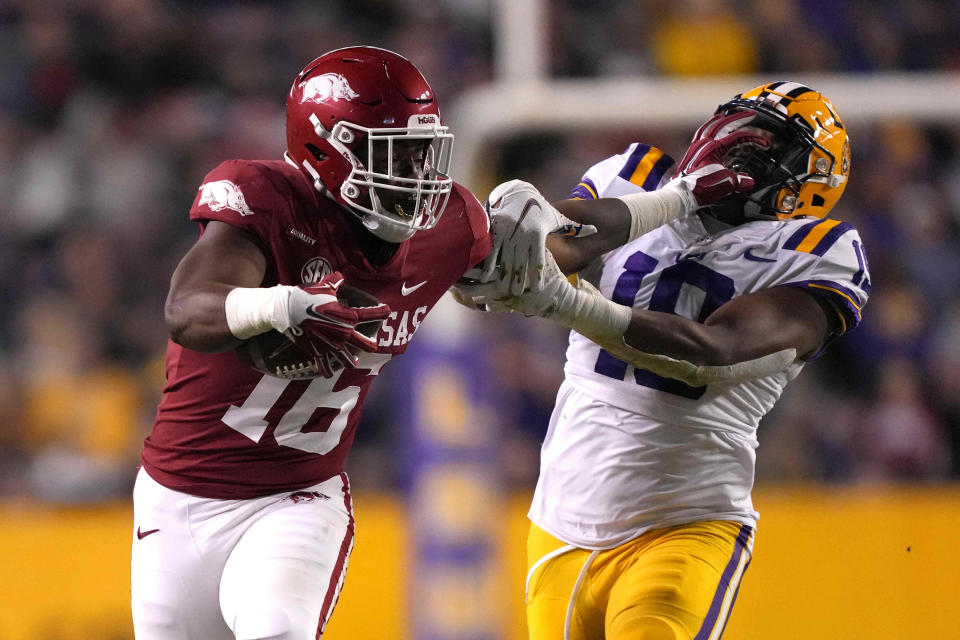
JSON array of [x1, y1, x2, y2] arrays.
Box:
[[163, 291, 238, 353], [164, 295, 191, 347]]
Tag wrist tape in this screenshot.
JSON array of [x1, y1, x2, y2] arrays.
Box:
[[616, 183, 694, 242], [224, 285, 296, 339], [548, 278, 632, 343]]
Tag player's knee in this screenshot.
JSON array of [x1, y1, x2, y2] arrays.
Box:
[[609, 610, 689, 640], [232, 608, 294, 640]]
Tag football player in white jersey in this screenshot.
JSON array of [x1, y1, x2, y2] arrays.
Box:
[[458, 82, 867, 639]]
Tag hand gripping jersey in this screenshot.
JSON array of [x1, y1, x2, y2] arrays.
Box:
[[142, 159, 490, 499], [529, 144, 870, 549]]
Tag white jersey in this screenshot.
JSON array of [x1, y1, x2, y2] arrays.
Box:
[[529, 144, 871, 549]]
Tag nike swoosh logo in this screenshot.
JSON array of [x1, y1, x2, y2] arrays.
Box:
[[743, 248, 777, 263], [137, 527, 160, 540], [401, 281, 427, 296], [508, 198, 541, 241]]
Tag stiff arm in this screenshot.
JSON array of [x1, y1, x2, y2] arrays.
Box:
[[461, 199, 838, 385]]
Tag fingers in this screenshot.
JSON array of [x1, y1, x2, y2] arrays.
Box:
[[510, 265, 527, 296], [509, 243, 531, 296], [734, 173, 755, 193], [713, 129, 769, 152], [345, 306, 389, 353], [680, 129, 770, 176], [477, 245, 501, 284], [312, 355, 335, 378], [530, 251, 546, 293], [495, 240, 513, 295], [351, 303, 391, 323], [717, 127, 769, 146], [691, 116, 714, 142], [678, 137, 712, 172], [497, 239, 523, 296], [701, 111, 756, 140], [346, 329, 380, 353], [328, 345, 360, 369], [478, 217, 510, 282], [692, 112, 729, 141], [453, 280, 501, 298], [692, 110, 734, 141], [301, 271, 346, 296], [487, 179, 536, 206]]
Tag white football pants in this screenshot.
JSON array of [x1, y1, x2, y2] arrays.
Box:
[[131, 467, 354, 640]]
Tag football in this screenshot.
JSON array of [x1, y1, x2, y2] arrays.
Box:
[[233, 283, 384, 379]]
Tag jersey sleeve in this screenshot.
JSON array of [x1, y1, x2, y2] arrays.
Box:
[[778, 218, 871, 335], [455, 184, 492, 270], [568, 143, 676, 200], [189, 160, 283, 240]]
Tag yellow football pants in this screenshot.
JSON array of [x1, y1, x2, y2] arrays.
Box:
[[525, 521, 754, 640]]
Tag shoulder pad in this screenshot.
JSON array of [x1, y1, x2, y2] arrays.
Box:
[[191, 161, 289, 229], [779, 219, 870, 334], [569, 143, 675, 200]]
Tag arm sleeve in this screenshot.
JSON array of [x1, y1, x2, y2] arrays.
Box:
[[457, 184, 493, 269]]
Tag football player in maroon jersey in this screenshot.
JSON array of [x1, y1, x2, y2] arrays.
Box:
[[131, 47, 490, 640]]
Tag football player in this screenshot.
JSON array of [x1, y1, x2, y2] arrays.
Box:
[[131, 47, 490, 640], [459, 83, 867, 639]]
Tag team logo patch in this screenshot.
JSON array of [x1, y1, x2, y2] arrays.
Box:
[[301, 256, 333, 284], [198, 180, 254, 216], [300, 73, 360, 104]]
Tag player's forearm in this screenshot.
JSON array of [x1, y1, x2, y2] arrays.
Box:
[[165, 285, 242, 353], [548, 199, 631, 273], [548, 188, 692, 275], [622, 311, 741, 366], [623, 301, 813, 366]]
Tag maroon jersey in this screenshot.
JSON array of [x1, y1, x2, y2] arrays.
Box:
[[142, 159, 490, 498]]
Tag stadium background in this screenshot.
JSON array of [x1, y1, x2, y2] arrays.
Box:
[[1, 0, 959, 637]]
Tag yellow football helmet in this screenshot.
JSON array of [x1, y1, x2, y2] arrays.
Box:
[[706, 81, 850, 222]]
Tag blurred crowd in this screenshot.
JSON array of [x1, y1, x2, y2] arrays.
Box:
[[1, 0, 959, 502]]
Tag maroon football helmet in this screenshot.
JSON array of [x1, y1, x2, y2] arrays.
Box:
[[285, 46, 454, 242]]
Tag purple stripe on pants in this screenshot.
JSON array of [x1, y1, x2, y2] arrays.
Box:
[[693, 524, 752, 640]]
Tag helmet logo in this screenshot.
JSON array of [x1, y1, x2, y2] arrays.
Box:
[[409, 114, 438, 128], [300, 73, 360, 104], [198, 180, 254, 216]]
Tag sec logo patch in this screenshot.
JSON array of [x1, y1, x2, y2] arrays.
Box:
[[301, 257, 333, 284]]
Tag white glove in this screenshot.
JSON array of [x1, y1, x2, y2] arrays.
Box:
[[477, 180, 597, 296], [466, 251, 631, 339]]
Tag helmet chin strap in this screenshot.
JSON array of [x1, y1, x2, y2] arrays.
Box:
[[360, 188, 416, 243], [361, 213, 415, 243], [300, 161, 415, 244]]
